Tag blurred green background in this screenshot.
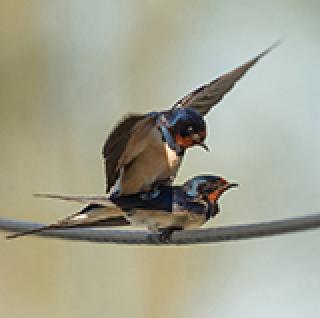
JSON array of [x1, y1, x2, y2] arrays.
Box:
[[1, 1, 320, 317]]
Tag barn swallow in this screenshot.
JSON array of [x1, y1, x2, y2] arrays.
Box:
[[103, 42, 278, 196], [6, 175, 238, 242]]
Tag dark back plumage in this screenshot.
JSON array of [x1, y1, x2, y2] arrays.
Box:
[[110, 186, 173, 212], [110, 185, 209, 215]]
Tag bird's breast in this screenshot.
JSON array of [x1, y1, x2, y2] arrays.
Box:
[[164, 142, 181, 169], [118, 127, 182, 194]]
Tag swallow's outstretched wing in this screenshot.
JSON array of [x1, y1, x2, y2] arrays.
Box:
[[6, 195, 129, 239], [172, 42, 280, 116], [102, 42, 279, 194], [102, 114, 157, 193]]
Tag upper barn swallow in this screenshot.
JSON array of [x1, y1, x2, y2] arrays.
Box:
[[103, 43, 278, 196], [7, 175, 238, 241]]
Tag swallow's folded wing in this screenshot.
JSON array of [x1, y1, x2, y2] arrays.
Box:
[[6, 196, 129, 239], [102, 114, 157, 193], [33, 193, 126, 219], [172, 42, 279, 116]]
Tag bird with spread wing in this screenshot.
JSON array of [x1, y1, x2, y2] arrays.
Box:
[[103, 42, 279, 196]]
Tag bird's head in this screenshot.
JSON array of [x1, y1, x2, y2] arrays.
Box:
[[164, 108, 208, 151], [183, 175, 238, 203]]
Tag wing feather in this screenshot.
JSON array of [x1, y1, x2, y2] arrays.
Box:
[[102, 114, 157, 192], [173, 41, 280, 116], [6, 204, 129, 239]]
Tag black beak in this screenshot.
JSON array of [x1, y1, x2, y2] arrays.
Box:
[[225, 182, 239, 190], [199, 142, 210, 152]]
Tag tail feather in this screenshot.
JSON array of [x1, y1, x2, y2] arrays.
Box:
[[6, 224, 59, 239], [85, 216, 130, 227], [6, 202, 130, 240], [34, 193, 112, 206]]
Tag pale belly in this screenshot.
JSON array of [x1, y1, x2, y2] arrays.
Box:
[[127, 209, 206, 232], [119, 131, 183, 194]]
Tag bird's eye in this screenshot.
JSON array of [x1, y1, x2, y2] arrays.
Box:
[[179, 125, 195, 137]]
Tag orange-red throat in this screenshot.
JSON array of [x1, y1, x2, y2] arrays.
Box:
[[175, 130, 207, 149]]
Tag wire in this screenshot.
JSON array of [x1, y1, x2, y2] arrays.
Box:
[[1, 212, 320, 245]]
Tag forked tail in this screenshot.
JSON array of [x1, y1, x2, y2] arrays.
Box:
[[6, 199, 130, 239], [34, 193, 112, 206]]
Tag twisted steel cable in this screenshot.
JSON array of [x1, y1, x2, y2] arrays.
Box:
[[1, 212, 320, 245]]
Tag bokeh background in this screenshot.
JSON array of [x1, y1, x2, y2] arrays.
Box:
[[1, 1, 320, 317]]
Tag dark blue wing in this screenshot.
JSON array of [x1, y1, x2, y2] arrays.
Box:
[[110, 186, 173, 212]]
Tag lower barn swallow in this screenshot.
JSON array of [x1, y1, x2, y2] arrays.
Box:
[[7, 175, 238, 241], [103, 42, 278, 196]]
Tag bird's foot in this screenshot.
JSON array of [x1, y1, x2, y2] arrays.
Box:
[[158, 226, 183, 243]]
